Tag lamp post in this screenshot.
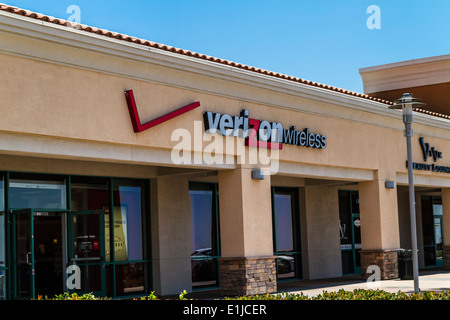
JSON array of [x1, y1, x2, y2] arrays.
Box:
[[389, 93, 425, 293]]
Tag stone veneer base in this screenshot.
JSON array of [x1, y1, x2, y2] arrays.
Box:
[[360, 249, 399, 280], [444, 245, 450, 270], [219, 256, 277, 297]]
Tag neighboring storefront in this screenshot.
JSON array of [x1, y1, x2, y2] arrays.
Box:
[[0, 4, 449, 299]]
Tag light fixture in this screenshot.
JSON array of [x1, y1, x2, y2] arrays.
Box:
[[385, 180, 395, 189], [251, 169, 265, 180]]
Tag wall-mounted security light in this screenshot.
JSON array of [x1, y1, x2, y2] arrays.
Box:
[[251, 169, 265, 180], [385, 180, 395, 189]]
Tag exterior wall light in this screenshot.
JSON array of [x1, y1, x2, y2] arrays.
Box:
[[389, 93, 426, 293], [251, 169, 265, 180], [385, 180, 395, 189]]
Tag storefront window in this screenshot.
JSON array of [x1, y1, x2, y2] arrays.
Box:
[[70, 176, 109, 212], [3, 173, 151, 299], [189, 182, 220, 289], [112, 180, 145, 261], [421, 196, 444, 267], [9, 173, 66, 209], [272, 187, 302, 280], [112, 179, 149, 296]]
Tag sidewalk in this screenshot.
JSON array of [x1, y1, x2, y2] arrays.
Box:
[[185, 270, 450, 299], [277, 270, 450, 297]]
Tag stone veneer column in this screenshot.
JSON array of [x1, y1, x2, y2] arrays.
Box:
[[359, 175, 401, 280], [442, 188, 450, 270], [360, 250, 399, 280], [218, 167, 276, 296], [219, 257, 277, 296]]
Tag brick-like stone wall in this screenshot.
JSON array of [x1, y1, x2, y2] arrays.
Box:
[[360, 249, 399, 280], [444, 245, 450, 270], [219, 256, 277, 296]]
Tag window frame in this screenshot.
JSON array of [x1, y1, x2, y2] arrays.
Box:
[[271, 186, 302, 281], [189, 181, 221, 290]]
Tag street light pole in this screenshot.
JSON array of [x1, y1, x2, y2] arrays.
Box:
[[403, 101, 419, 293], [390, 93, 425, 294]]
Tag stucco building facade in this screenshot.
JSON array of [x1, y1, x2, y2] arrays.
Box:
[[0, 4, 449, 299]]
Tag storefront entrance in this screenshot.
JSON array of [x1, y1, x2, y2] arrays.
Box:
[[339, 190, 361, 275], [11, 208, 106, 299], [421, 196, 444, 268], [2, 172, 152, 300]]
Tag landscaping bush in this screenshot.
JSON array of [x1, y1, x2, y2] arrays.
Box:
[[35, 288, 450, 300], [35, 292, 110, 300], [225, 289, 450, 300]]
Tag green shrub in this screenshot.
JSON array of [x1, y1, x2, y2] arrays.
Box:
[[225, 289, 450, 300], [36, 292, 110, 300], [136, 291, 159, 300], [35, 288, 450, 300]]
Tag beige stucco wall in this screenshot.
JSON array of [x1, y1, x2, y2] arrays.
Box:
[[0, 41, 449, 182], [359, 178, 400, 250], [218, 166, 273, 258], [302, 185, 342, 279], [150, 174, 192, 295], [1, 47, 449, 184]]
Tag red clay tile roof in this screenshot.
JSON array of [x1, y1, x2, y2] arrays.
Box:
[[1, 3, 450, 120], [413, 108, 450, 120]]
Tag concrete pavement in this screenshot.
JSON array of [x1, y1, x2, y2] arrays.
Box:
[[185, 270, 450, 299], [277, 270, 450, 297]]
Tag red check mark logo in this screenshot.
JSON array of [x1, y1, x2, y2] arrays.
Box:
[[124, 89, 201, 133]]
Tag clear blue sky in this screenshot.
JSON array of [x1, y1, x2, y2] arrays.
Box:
[[4, 0, 450, 93]]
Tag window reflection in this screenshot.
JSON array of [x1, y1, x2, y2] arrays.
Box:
[[276, 254, 299, 280], [112, 179, 150, 296], [272, 188, 301, 280], [71, 176, 150, 296], [113, 180, 146, 261], [0, 271, 6, 300], [2, 172, 151, 299], [115, 262, 148, 296], [9, 174, 66, 209], [70, 176, 109, 212], [274, 194, 294, 252], [190, 190, 214, 255], [189, 183, 219, 289]]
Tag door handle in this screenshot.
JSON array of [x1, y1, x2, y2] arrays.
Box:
[[26, 252, 32, 266], [70, 257, 101, 262]]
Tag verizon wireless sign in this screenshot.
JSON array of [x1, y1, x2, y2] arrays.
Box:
[[203, 109, 327, 150]]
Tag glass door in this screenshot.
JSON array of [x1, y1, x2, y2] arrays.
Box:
[[67, 210, 106, 296], [11, 209, 35, 299], [339, 190, 361, 275], [421, 196, 444, 267], [272, 187, 302, 280]]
